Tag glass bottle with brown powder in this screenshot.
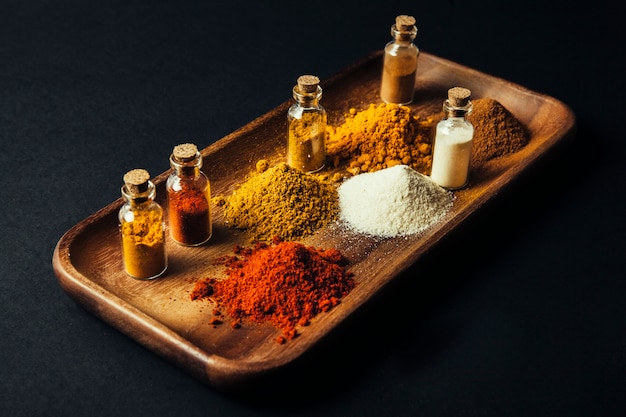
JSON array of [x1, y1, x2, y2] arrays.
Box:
[[166, 143, 212, 246], [380, 15, 419, 105], [119, 169, 167, 279], [287, 75, 327, 173]]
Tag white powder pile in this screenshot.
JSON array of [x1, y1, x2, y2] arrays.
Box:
[[338, 164, 454, 238]]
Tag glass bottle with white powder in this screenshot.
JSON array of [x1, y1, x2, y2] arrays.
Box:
[[430, 87, 474, 189]]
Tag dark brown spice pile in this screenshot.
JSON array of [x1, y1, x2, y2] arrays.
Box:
[[468, 97, 530, 165]]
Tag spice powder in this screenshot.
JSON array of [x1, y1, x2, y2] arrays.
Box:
[[215, 162, 338, 242], [191, 239, 355, 344]]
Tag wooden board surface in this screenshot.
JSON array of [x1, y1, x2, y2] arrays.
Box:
[[52, 51, 576, 390]]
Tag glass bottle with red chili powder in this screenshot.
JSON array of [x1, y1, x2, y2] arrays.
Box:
[[166, 143, 212, 246]]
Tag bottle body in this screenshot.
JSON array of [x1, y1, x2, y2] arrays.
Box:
[[287, 75, 327, 173], [430, 118, 474, 189], [119, 174, 167, 280], [287, 104, 327, 173], [167, 144, 212, 246], [380, 17, 419, 105]]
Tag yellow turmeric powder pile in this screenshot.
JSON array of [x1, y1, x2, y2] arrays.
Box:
[[326, 102, 435, 175], [215, 161, 338, 241]]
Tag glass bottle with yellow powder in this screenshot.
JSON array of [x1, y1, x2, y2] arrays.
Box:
[[119, 169, 167, 279]]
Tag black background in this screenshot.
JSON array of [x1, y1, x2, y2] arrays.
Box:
[[2, 1, 625, 416]]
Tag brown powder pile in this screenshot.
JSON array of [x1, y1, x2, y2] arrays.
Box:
[[326, 103, 435, 175], [468, 98, 530, 165]]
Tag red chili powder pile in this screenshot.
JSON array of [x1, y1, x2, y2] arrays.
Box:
[[191, 239, 355, 344]]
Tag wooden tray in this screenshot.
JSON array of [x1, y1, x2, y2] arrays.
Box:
[[52, 51, 576, 390]]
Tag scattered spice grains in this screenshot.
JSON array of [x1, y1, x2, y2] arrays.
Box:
[[214, 162, 338, 241], [190, 239, 355, 343], [326, 102, 435, 176], [189, 279, 213, 300]]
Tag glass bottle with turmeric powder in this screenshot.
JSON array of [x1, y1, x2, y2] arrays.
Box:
[[119, 169, 167, 280], [287, 75, 327, 173], [166, 143, 212, 246], [380, 15, 419, 105]]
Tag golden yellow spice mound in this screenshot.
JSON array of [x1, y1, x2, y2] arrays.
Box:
[[214, 161, 338, 242], [326, 103, 435, 175]]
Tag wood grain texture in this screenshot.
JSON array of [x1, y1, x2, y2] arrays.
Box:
[[52, 51, 576, 390]]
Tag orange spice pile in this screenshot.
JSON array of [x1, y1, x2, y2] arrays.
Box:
[[191, 239, 355, 344], [326, 102, 435, 175]]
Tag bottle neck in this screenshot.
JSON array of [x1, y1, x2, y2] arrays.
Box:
[[122, 181, 156, 206], [390, 24, 417, 44], [293, 85, 322, 108], [170, 153, 202, 178], [174, 166, 200, 178], [443, 99, 472, 120]]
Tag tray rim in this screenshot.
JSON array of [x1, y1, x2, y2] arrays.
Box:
[[52, 50, 577, 389]]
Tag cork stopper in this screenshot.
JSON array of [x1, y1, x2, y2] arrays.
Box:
[[448, 87, 472, 107], [395, 15, 416, 31], [297, 75, 320, 93], [123, 169, 151, 194], [172, 143, 199, 162]]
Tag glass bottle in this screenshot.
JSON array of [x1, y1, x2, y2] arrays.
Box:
[[430, 87, 474, 189], [119, 169, 167, 279], [287, 74, 327, 173], [166, 143, 212, 246], [380, 15, 419, 105]]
